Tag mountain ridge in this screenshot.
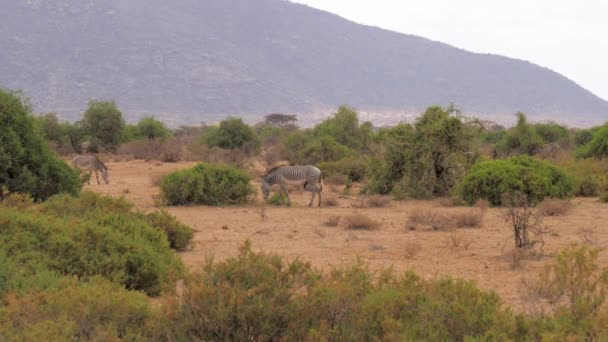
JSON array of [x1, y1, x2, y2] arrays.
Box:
[[1, 0, 606, 126]]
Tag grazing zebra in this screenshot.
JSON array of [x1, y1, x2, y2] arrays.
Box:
[[71, 155, 110, 184], [261, 165, 323, 207]]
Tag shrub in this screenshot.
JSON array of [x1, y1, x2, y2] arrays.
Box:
[[366, 106, 475, 198], [160, 241, 313, 341], [495, 112, 544, 157], [537, 198, 572, 216], [145, 210, 194, 251], [459, 155, 574, 206], [577, 125, 608, 159], [2, 191, 183, 295], [81, 100, 125, 152], [525, 244, 608, 339], [318, 157, 368, 182], [324, 215, 342, 227], [157, 243, 517, 341], [0, 277, 155, 341], [160, 162, 254, 206], [534, 122, 570, 144], [206, 117, 260, 152], [600, 192, 608, 203], [267, 192, 289, 206], [0, 89, 82, 201], [343, 214, 380, 230]]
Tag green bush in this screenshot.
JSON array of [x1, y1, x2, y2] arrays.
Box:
[[160, 162, 254, 206], [318, 157, 369, 182], [0, 88, 82, 200], [144, 210, 194, 251], [267, 192, 289, 206], [576, 126, 608, 159], [1, 191, 183, 295], [459, 156, 573, 205], [600, 192, 608, 203], [366, 106, 474, 199], [495, 112, 544, 157], [0, 277, 155, 341], [81, 100, 125, 152], [206, 117, 260, 152], [158, 242, 517, 341], [534, 122, 570, 144]]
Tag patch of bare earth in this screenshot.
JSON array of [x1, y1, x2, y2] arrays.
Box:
[[90, 160, 608, 313]]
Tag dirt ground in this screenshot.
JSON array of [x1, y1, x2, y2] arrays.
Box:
[[88, 159, 608, 313]]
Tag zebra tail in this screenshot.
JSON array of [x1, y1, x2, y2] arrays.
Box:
[[319, 172, 324, 191]]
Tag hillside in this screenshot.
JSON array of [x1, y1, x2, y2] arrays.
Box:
[[1, 0, 607, 125]]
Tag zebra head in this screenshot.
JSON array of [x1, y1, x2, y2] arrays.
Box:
[[101, 168, 110, 184], [261, 174, 272, 200]]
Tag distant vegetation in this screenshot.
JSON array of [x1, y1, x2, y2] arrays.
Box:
[[4, 85, 608, 339]]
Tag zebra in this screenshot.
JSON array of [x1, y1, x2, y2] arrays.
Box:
[[261, 165, 323, 207], [71, 155, 110, 184]]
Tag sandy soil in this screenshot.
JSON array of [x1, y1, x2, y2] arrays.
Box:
[[88, 159, 608, 312]]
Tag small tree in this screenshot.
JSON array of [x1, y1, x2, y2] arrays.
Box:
[[495, 112, 544, 157], [502, 192, 549, 249], [81, 100, 125, 152], [264, 113, 298, 127], [206, 117, 260, 152], [136, 116, 171, 142], [577, 126, 608, 159]]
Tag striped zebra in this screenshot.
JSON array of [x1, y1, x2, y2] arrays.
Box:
[[261, 165, 323, 207], [72, 155, 110, 184]]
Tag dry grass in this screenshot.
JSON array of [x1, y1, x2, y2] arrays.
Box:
[[443, 234, 475, 253], [256, 206, 268, 222], [406, 210, 453, 231], [403, 241, 422, 259], [324, 215, 342, 227], [351, 195, 391, 208], [263, 148, 282, 167], [577, 227, 598, 246], [365, 195, 391, 208], [150, 172, 168, 186], [324, 196, 339, 207], [537, 198, 572, 217], [122, 188, 130, 194], [311, 226, 327, 238], [343, 214, 380, 230], [436, 197, 466, 207]]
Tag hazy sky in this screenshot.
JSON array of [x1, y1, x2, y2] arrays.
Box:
[[291, 0, 608, 101]]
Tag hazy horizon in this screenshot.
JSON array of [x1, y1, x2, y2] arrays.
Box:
[[291, 0, 608, 102]]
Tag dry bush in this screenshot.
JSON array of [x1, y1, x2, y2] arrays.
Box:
[[118, 139, 182, 162], [452, 211, 482, 228], [365, 195, 391, 208], [343, 214, 380, 230], [406, 210, 453, 231], [326, 174, 348, 185], [577, 227, 598, 247], [404, 241, 422, 259], [437, 197, 456, 207], [537, 198, 572, 217], [443, 234, 475, 253], [197, 146, 249, 167], [503, 193, 551, 249], [324, 216, 342, 227], [324, 196, 339, 207], [151, 172, 168, 186], [311, 227, 327, 238], [256, 205, 267, 222], [263, 148, 282, 167], [351, 195, 391, 208]]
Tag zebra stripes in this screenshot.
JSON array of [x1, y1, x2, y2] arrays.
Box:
[[261, 165, 323, 207], [72, 155, 110, 184]]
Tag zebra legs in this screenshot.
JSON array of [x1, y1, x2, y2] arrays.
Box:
[[305, 183, 322, 207], [94, 170, 100, 184]]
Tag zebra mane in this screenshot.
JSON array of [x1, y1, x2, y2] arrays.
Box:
[[264, 164, 289, 175], [95, 155, 108, 170]]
